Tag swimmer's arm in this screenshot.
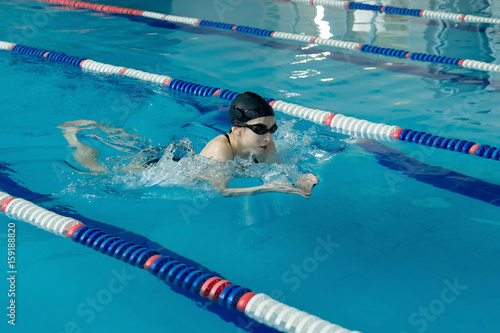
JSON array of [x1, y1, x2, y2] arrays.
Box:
[[219, 184, 274, 197], [211, 178, 310, 198], [217, 172, 319, 198], [199, 139, 313, 197], [195, 160, 301, 197]]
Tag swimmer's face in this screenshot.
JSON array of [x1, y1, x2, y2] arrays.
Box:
[[236, 116, 276, 155]]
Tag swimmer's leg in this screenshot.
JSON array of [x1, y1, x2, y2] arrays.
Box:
[[91, 124, 145, 153], [58, 120, 109, 173], [60, 120, 149, 153]]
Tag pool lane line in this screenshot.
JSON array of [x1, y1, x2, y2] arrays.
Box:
[[36, 0, 500, 73], [33, 0, 500, 87], [28, 0, 500, 87], [285, 0, 500, 35], [0, 191, 361, 333], [1, 40, 499, 163], [284, 0, 500, 25], [0, 166, 276, 333], [125, 15, 499, 88]]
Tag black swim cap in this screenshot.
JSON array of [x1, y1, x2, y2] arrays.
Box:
[[229, 91, 274, 125]]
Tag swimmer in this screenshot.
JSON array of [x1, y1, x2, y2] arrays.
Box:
[[58, 92, 318, 198], [199, 91, 318, 197]]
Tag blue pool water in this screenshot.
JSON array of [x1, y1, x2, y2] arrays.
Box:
[[1, 0, 500, 332]]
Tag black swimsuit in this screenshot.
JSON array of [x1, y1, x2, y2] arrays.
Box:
[[142, 142, 189, 167], [225, 133, 259, 163]]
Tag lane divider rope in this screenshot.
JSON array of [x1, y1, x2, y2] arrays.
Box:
[[0, 191, 361, 333], [36, 0, 500, 72], [1, 40, 499, 162], [288, 0, 500, 25]]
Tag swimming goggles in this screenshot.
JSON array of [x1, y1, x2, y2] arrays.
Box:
[[238, 123, 278, 135]]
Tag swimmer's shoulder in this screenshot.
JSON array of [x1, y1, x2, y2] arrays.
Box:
[[199, 134, 234, 162]]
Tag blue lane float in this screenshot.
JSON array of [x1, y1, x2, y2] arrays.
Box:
[[393, 128, 500, 161], [1, 40, 499, 163]]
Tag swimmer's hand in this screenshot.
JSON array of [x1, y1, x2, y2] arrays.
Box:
[[265, 174, 318, 199], [294, 174, 319, 196], [262, 181, 308, 198]]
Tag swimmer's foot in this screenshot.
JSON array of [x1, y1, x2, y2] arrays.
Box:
[[58, 120, 109, 174], [58, 120, 105, 147]]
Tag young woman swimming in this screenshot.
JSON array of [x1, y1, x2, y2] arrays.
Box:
[[199, 91, 318, 197], [58, 92, 318, 198]]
